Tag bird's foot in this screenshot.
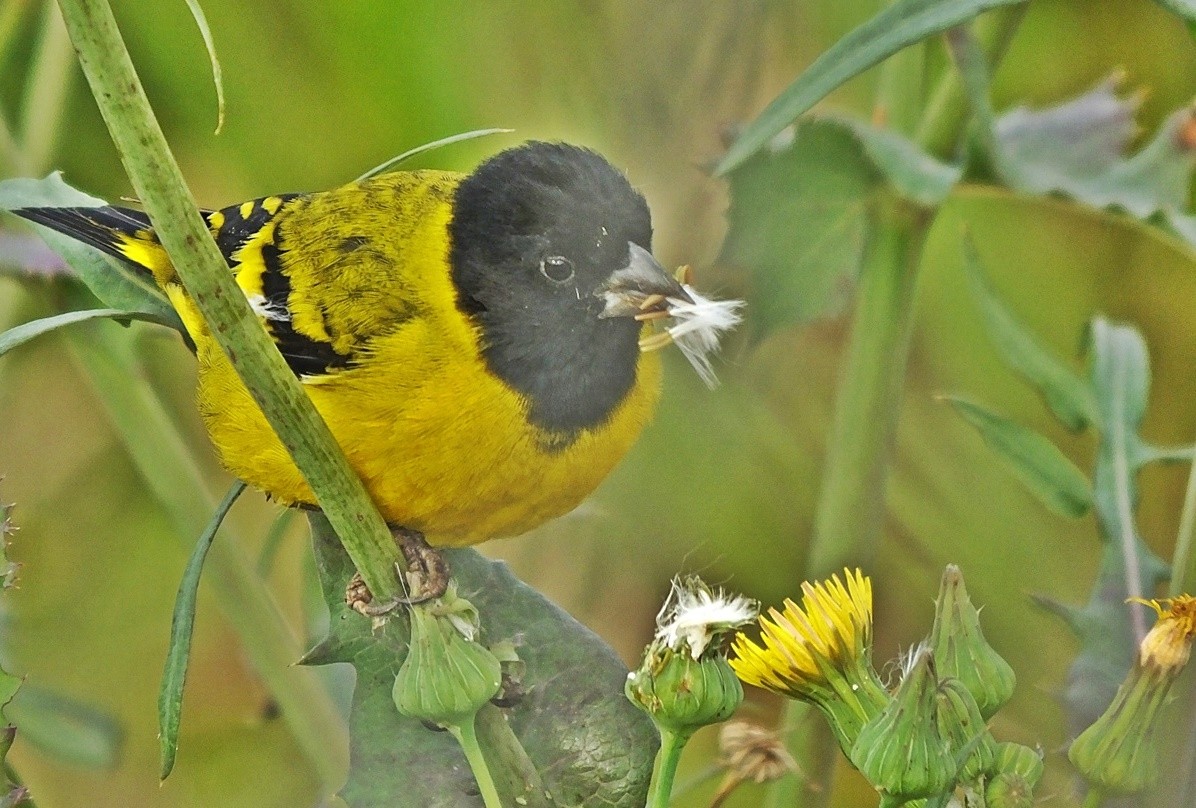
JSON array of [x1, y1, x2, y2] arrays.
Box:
[[344, 527, 449, 616]]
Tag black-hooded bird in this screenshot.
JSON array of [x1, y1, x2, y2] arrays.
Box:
[[16, 141, 739, 547]]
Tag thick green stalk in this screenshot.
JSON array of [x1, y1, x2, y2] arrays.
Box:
[[64, 324, 348, 787], [806, 200, 931, 579], [474, 703, 548, 807], [53, 0, 401, 600]]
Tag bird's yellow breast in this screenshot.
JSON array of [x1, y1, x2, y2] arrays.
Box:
[[171, 176, 662, 546]]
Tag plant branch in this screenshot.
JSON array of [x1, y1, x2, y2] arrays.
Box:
[[53, 0, 401, 600]]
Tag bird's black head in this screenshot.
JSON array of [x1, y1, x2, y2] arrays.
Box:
[[450, 142, 682, 439]]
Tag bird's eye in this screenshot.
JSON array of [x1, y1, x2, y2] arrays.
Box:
[[539, 255, 575, 284]]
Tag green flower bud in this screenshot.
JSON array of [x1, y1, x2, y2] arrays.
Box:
[[1069, 596, 1196, 795], [984, 772, 1033, 808], [850, 649, 956, 802], [934, 677, 996, 783], [626, 642, 743, 738], [992, 742, 1043, 787], [392, 592, 502, 728], [929, 565, 1015, 719]]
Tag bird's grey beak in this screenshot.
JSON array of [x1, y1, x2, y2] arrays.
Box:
[[596, 243, 692, 318]]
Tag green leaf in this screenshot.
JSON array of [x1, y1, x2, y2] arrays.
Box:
[[716, 0, 1028, 174], [720, 118, 878, 333], [355, 128, 514, 181], [0, 309, 176, 359], [953, 40, 1196, 227], [158, 481, 246, 781], [0, 175, 180, 328], [182, 0, 224, 134], [848, 120, 963, 205], [944, 396, 1093, 517], [305, 514, 657, 808], [1088, 317, 1151, 435], [992, 73, 1141, 197], [961, 235, 1099, 431], [720, 117, 959, 337], [7, 684, 123, 770]]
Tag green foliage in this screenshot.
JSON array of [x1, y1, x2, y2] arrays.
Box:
[[720, 117, 956, 335], [960, 235, 1098, 431], [158, 481, 245, 780], [716, 0, 1028, 173], [952, 245, 1172, 734], [0, 175, 178, 325], [944, 396, 1093, 517], [303, 515, 658, 808]]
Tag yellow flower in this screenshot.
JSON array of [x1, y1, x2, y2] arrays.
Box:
[[730, 568, 872, 695], [1133, 595, 1196, 673], [729, 569, 887, 755]]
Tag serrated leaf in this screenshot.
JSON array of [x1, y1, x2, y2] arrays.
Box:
[[953, 41, 1196, 227], [0, 309, 176, 359], [993, 73, 1141, 196], [848, 120, 963, 205], [721, 117, 959, 337], [6, 684, 123, 770], [961, 235, 1098, 430], [945, 396, 1093, 517], [0, 175, 180, 329], [716, 0, 1028, 174], [720, 118, 878, 333], [305, 515, 657, 808]]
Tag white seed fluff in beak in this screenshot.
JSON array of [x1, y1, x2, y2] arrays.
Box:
[[639, 282, 744, 388]]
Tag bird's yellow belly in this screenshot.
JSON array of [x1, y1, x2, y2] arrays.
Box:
[[194, 321, 661, 547]]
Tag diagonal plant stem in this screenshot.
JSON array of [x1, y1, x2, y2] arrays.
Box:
[[53, 0, 402, 602]]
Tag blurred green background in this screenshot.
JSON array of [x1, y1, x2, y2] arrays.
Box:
[[1, 0, 1195, 806]]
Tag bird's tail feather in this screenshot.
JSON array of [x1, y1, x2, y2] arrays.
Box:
[[15, 206, 173, 284]]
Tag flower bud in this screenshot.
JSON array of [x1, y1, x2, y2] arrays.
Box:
[[626, 642, 743, 737], [850, 649, 956, 801], [1069, 596, 1196, 795], [929, 565, 1015, 719], [934, 676, 996, 783], [981, 743, 1042, 808], [392, 589, 502, 728]]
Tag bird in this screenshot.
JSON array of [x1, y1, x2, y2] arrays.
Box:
[[16, 142, 736, 554]]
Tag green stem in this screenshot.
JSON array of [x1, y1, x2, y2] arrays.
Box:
[[806, 199, 931, 579], [449, 718, 504, 808], [913, 5, 1030, 156], [474, 703, 547, 807], [1082, 788, 1104, 808], [63, 322, 348, 788], [1172, 450, 1196, 597], [647, 728, 690, 808], [19, 1, 74, 175], [53, 0, 401, 601]]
